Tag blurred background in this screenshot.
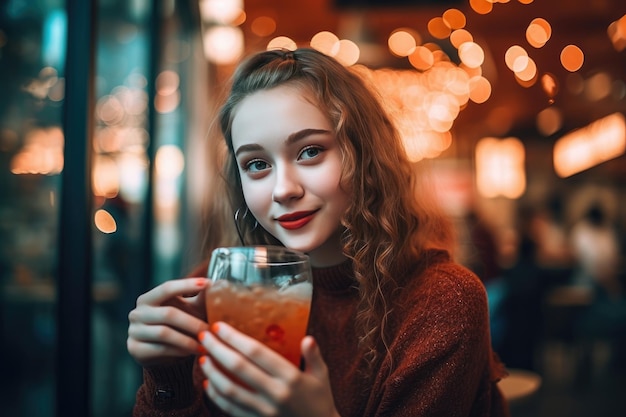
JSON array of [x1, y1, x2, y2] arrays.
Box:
[[0, 0, 624, 416]]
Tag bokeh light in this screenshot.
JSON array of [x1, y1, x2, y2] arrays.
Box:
[[388, 29, 419, 57], [203, 25, 244, 64], [310, 31, 339, 56], [536, 106, 563, 136], [541, 73, 558, 101], [458, 42, 484, 68], [251, 16, 276, 37], [560, 44, 584, 72], [554, 113, 625, 177], [442, 9, 466, 30], [267, 36, 297, 51], [526, 18, 551, 48], [450, 29, 473, 49], [469, 76, 492, 104], [428, 17, 451, 39], [94, 209, 117, 234], [199, 0, 244, 25], [505, 45, 528, 71], [476, 137, 526, 199], [10, 127, 64, 175], [331, 39, 360, 66], [409, 46, 434, 71], [584, 72, 612, 101], [607, 14, 626, 51], [469, 0, 493, 15]]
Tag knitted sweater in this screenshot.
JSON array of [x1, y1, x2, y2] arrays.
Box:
[[133, 249, 510, 417]]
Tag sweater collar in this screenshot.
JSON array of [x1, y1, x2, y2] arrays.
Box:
[[309, 249, 450, 293], [312, 259, 356, 293]]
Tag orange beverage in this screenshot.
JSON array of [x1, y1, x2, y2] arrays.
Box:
[[206, 280, 312, 366], [205, 246, 313, 367]]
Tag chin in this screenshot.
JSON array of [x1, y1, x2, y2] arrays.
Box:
[[281, 242, 318, 254], [276, 236, 323, 255]]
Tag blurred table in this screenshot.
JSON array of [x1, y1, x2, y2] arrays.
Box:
[[545, 285, 594, 307]]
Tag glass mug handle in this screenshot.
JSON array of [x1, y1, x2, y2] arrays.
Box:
[[208, 249, 249, 282]]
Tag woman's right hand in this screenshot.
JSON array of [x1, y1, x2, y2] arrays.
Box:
[[127, 277, 210, 367]]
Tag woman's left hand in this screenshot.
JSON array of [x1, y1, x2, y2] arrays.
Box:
[[198, 323, 340, 417]]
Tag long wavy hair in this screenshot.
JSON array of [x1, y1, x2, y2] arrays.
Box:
[[208, 47, 454, 367]]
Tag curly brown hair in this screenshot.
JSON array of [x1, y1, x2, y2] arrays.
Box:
[[206, 47, 454, 367]]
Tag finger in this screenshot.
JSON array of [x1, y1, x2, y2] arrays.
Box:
[[164, 291, 209, 323], [200, 355, 274, 417], [129, 322, 207, 357], [301, 336, 329, 379], [129, 305, 209, 339], [136, 278, 208, 307], [208, 322, 297, 379], [195, 283, 207, 309], [200, 328, 285, 395], [127, 337, 195, 366]]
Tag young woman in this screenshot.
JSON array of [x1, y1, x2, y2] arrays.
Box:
[[127, 48, 509, 417]]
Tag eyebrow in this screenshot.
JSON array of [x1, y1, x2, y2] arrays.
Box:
[[234, 128, 332, 157]]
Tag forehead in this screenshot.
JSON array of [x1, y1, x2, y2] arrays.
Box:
[[231, 84, 331, 146]]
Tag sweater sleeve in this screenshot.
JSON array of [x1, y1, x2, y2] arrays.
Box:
[[133, 357, 211, 417], [371, 265, 509, 417], [132, 259, 219, 417]]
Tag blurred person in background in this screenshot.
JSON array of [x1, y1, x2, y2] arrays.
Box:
[[570, 201, 622, 298], [491, 205, 544, 372], [570, 201, 626, 375]]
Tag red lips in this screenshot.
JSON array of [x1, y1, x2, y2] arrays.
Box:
[[276, 210, 318, 230]]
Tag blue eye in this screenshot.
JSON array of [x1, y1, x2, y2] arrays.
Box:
[[245, 159, 270, 172], [299, 146, 322, 160]]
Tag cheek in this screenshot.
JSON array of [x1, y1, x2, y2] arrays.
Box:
[[313, 165, 346, 199], [310, 178, 351, 215], [334, 188, 352, 215], [241, 181, 270, 217]]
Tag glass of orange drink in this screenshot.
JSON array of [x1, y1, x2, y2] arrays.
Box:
[[205, 246, 313, 367]]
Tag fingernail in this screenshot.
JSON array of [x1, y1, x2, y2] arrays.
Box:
[[197, 344, 208, 354], [198, 331, 207, 342], [210, 322, 220, 334], [203, 379, 209, 390], [196, 278, 207, 287], [199, 356, 207, 365]]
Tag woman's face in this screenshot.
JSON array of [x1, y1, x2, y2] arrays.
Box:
[[230, 84, 350, 267]]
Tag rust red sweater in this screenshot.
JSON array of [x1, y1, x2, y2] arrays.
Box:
[[133, 250, 510, 417]]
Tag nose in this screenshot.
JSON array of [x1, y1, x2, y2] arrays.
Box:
[[272, 164, 304, 203]]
